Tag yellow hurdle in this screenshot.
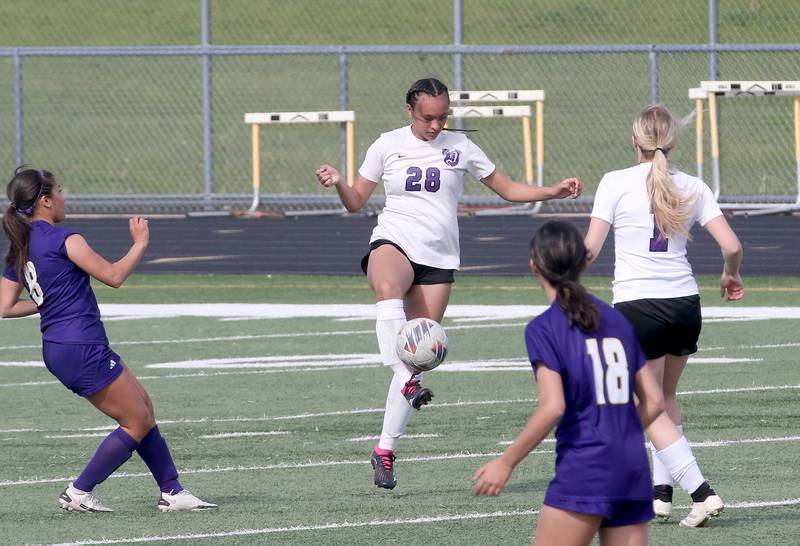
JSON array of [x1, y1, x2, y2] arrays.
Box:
[[244, 110, 356, 211], [448, 90, 545, 188], [698, 81, 800, 206]]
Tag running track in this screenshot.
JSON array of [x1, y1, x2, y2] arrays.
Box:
[[0, 214, 796, 277]]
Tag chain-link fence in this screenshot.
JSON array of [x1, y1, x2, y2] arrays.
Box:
[[1, 0, 799, 211]]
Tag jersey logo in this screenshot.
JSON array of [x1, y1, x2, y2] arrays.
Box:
[[442, 149, 460, 167]]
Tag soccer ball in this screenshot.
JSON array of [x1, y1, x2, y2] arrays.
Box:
[[395, 318, 448, 372]]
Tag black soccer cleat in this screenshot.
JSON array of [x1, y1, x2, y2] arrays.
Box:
[[370, 449, 397, 489], [401, 376, 433, 410]]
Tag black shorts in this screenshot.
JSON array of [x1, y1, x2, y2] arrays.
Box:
[[360, 240, 455, 285], [615, 295, 701, 360]]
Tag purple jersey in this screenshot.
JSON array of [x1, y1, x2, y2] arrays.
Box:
[[3, 220, 108, 345], [525, 295, 651, 503]]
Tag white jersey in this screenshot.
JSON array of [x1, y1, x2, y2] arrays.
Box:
[[591, 162, 723, 304], [359, 125, 495, 269]]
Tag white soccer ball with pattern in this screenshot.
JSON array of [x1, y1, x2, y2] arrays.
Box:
[[395, 318, 448, 372]]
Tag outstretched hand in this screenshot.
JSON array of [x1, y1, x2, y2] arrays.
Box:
[[472, 458, 513, 497], [720, 272, 744, 301], [316, 164, 342, 188], [552, 177, 582, 199]]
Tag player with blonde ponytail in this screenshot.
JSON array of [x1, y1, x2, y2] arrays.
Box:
[[585, 104, 744, 528], [633, 105, 693, 239]]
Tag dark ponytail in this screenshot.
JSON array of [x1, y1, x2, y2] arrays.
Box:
[[530, 220, 599, 332], [3, 167, 53, 280]]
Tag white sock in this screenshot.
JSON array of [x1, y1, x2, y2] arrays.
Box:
[[656, 435, 705, 495], [375, 299, 406, 367], [651, 424, 681, 487], [378, 364, 417, 451], [375, 300, 414, 451], [650, 441, 673, 487]]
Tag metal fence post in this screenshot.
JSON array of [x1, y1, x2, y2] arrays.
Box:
[[201, 0, 214, 206], [339, 52, 349, 177], [708, 0, 719, 80], [453, 0, 464, 130], [649, 46, 659, 105], [14, 51, 24, 167]]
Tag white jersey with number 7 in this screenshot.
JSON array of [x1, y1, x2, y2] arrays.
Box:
[[591, 162, 723, 304]]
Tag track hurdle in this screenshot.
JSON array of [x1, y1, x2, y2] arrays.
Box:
[[688, 87, 708, 184], [699, 81, 800, 208], [244, 110, 355, 211], [448, 90, 545, 188]]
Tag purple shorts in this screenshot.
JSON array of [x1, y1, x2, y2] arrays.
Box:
[[42, 342, 124, 397], [544, 497, 654, 528]]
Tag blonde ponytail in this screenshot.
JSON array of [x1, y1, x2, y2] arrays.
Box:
[[633, 105, 693, 238]]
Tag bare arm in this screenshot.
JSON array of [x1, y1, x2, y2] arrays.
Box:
[[481, 169, 581, 203], [473, 363, 565, 496], [633, 363, 665, 429], [704, 215, 744, 301], [584, 217, 611, 266], [0, 277, 39, 318], [315, 164, 376, 213], [65, 217, 149, 289]]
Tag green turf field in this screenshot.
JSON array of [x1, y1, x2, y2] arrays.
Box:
[[1, 2, 799, 201], [1, 274, 799, 545]]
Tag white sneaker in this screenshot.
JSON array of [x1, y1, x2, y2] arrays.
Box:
[[157, 489, 218, 512], [680, 494, 724, 528], [653, 499, 672, 521], [58, 483, 113, 513]]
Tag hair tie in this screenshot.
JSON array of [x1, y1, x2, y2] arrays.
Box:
[[654, 147, 665, 153]]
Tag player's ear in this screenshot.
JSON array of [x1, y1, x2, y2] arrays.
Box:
[[405, 103, 413, 117], [529, 258, 539, 277]]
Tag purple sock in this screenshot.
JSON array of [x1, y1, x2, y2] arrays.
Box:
[[73, 427, 139, 492], [136, 426, 183, 494]]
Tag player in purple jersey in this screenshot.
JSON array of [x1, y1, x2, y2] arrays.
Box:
[[316, 77, 582, 490], [474, 221, 665, 546], [585, 105, 741, 526], [1, 167, 216, 513]]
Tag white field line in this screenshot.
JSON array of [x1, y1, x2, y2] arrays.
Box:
[[0, 322, 528, 351], [346, 433, 439, 442], [4, 302, 800, 350], [4, 333, 798, 354], [0, 354, 764, 373], [199, 431, 290, 439], [498, 436, 800, 448], [2, 384, 799, 436], [0, 451, 514, 487], [42, 498, 800, 546], [700, 341, 800, 351], [0, 398, 535, 435], [0, 365, 383, 388], [43, 509, 542, 546], [144, 354, 381, 369], [499, 438, 556, 445], [689, 435, 800, 447], [85, 303, 800, 321], [45, 433, 109, 439], [4, 434, 800, 489]]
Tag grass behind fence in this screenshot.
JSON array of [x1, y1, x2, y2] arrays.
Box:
[[1, 2, 799, 201]]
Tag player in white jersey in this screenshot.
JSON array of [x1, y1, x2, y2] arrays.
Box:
[[316, 77, 581, 490], [585, 104, 744, 528]]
